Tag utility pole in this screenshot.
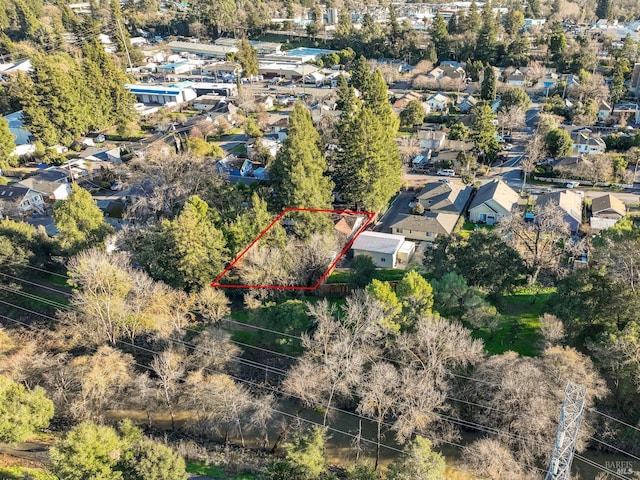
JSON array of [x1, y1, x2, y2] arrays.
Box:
[[545, 382, 587, 480]]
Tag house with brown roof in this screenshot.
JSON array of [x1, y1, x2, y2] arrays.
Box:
[[390, 212, 459, 241], [590, 193, 626, 233], [468, 180, 519, 225], [591, 193, 626, 218]]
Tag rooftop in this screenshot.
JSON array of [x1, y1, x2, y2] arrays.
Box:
[[352, 231, 405, 255], [390, 212, 459, 236]]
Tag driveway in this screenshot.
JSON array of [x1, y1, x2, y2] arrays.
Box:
[[374, 191, 414, 233]]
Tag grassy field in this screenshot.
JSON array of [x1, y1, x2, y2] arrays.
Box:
[[325, 268, 407, 284], [0, 466, 55, 480], [186, 460, 259, 479], [473, 287, 554, 357]]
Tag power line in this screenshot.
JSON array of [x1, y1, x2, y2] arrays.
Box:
[[0, 293, 632, 480], [0, 277, 511, 416], [589, 436, 640, 463], [588, 408, 640, 436], [574, 454, 630, 480], [0, 307, 439, 457]]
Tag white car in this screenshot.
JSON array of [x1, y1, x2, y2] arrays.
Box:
[[110, 181, 125, 191], [436, 169, 455, 177], [565, 182, 579, 189]]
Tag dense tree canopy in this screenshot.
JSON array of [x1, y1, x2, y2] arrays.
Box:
[[0, 374, 53, 443], [270, 102, 334, 238], [52, 184, 113, 253]]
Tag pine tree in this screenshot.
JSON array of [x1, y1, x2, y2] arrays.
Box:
[[170, 195, 228, 291], [610, 59, 629, 108], [237, 37, 258, 78], [339, 105, 401, 212], [23, 53, 92, 146], [0, 117, 15, 167], [480, 65, 497, 101], [430, 12, 450, 61], [465, 0, 482, 33], [476, 0, 497, 64], [350, 55, 371, 94], [472, 104, 501, 163], [82, 38, 134, 133], [270, 102, 334, 238], [596, 0, 612, 20], [363, 70, 399, 133], [110, 0, 133, 64]]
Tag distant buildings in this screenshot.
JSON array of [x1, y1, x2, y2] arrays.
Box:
[[125, 82, 197, 106]]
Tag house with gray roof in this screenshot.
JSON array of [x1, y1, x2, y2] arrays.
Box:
[[351, 231, 414, 268], [415, 182, 472, 215], [536, 190, 583, 233], [468, 179, 519, 225], [390, 212, 459, 241], [0, 185, 45, 219]]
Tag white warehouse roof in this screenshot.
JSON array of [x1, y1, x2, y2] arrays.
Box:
[[352, 231, 406, 255]]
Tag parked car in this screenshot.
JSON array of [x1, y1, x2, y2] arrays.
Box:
[[566, 182, 579, 189], [436, 169, 455, 177]]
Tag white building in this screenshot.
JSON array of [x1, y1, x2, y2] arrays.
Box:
[[351, 231, 414, 268], [125, 82, 198, 106]]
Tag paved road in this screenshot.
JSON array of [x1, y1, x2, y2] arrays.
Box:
[[374, 191, 414, 233]]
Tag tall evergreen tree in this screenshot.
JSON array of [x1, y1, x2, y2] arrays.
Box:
[[22, 53, 92, 145], [237, 37, 258, 78], [596, 0, 613, 20], [476, 0, 497, 64], [430, 12, 450, 62], [0, 117, 15, 167], [350, 55, 371, 94], [472, 104, 501, 163], [465, 0, 482, 33], [480, 65, 497, 101], [270, 102, 334, 238], [338, 104, 401, 213], [82, 38, 134, 133], [110, 0, 133, 64], [610, 59, 629, 109], [135, 195, 229, 291]]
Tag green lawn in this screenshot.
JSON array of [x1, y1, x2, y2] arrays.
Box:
[[186, 460, 259, 479], [473, 287, 555, 357], [230, 144, 247, 154], [325, 268, 407, 284], [0, 466, 55, 480]]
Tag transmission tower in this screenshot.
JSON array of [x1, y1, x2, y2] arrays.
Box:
[[545, 382, 587, 480]]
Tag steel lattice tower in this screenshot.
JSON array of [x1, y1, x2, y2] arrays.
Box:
[[545, 382, 587, 480]]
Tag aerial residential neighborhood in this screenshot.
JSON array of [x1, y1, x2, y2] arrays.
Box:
[[1, 0, 640, 478]]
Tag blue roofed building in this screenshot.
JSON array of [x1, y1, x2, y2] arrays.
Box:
[[125, 82, 197, 106]]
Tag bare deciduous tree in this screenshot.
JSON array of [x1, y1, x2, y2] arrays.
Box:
[[501, 200, 571, 284], [151, 348, 185, 431], [284, 294, 385, 426], [63, 248, 185, 345], [539, 313, 566, 348], [461, 438, 531, 480], [464, 348, 607, 465], [356, 362, 399, 469]]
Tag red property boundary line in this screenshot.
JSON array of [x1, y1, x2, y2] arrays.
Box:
[[211, 207, 376, 291]]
